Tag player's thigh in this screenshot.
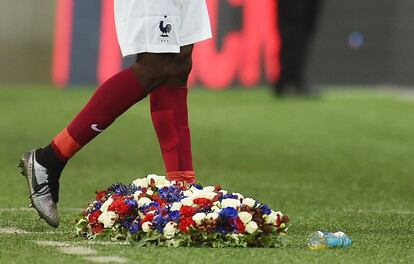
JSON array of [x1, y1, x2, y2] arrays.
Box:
[[132, 45, 193, 91]]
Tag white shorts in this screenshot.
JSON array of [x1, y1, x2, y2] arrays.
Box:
[[114, 0, 212, 57]]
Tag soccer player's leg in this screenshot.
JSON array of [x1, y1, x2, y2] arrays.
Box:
[[17, 51, 180, 227], [149, 45, 196, 184]]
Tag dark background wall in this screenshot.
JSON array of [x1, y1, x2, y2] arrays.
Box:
[[0, 0, 55, 84], [307, 0, 414, 86]]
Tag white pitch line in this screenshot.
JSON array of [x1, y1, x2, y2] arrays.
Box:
[[0, 227, 29, 234], [35, 240, 128, 263], [0, 226, 74, 235], [36, 240, 71, 247], [83, 256, 128, 263], [58, 246, 97, 256], [36, 240, 97, 256], [0, 207, 83, 212]]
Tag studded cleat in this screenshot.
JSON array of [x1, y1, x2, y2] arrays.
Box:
[[18, 150, 60, 228]]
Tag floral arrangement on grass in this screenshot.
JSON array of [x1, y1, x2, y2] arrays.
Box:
[[75, 175, 289, 248]]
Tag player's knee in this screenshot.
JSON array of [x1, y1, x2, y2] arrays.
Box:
[[167, 45, 193, 84]]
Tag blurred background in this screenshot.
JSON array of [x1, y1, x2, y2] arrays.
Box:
[[2, 0, 414, 88]]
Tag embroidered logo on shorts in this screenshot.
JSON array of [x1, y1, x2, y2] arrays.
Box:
[[159, 15, 172, 41]]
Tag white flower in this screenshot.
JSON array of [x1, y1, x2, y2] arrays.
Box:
[[203, 186, 215, 192], [182, 190, 193, 197], [163, 221, 178, 239], [192, 191, 217, 200], [219, 190, 228, 195], [170, 202, 182, 211], [232, 193, 244, 199], [275, 211, 283, 218], [133, 191, 142, 202], [146, 174, 170, 188], [137, 197, 152, 208], [263, 210, 278, 225], [138, 211, 145, 219], [98, 211, 117, 228], [142, 222, 152, 233], [242, 198, 256, 208], [192, 212, 207, 225], [211, 206, 221, 213], [245, 221, 259, 234], [180, 197, 193, 206], [221, 198, 240, 209], [238, 212, 253, 224], [205, 212, 219, 222], [100, 197, 114, 212], [132, 178, 148, 188], [190, 186, 202, 193], [147, 189, 154, 196]]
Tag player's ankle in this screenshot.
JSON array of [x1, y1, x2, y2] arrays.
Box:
[[167, 170, 196, 184], [36, 144, 66, 175]]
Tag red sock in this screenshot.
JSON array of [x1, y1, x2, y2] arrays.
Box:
[[52, 68, 146, 160], [150, 86, 196, 184]]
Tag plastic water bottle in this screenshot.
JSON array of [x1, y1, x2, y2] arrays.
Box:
[[307, 231, 352, 250]]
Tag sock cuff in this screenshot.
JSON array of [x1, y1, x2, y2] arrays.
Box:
[[167, 171, 196, 184], [52, 128, 82, 160]]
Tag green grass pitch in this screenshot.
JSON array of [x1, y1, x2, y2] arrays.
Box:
[[0, 85, 413, 263]]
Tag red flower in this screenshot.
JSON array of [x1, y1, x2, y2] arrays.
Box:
[[142, 213, 155, 223], [178, 217, 195, 233], [111, 194, 123, 200], [276, 215, 281, 227], [212, 194, 221, 203], [88, 210, 102, 224], [235, 217, 245, 233], [180, 205, 195, 217], [91, 223, 104, 234], [193, 198, 211, 208], [149, 178, 156, 189], [108, 199, 130, 216], [95, 191, 107, 202]]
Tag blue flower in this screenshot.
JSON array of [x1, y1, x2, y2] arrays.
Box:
[[159, 186, 184, 203], [108, 183, 140, 196], [168, 210, 180, 221], [222, 194, 239, 199], [193, 184, 203, 190], [125, 199, 137, 208], [260, 204, 271, 215], [121, 216, 134, 229], [129, 222, 141, 234], [219, 207, 238, 219], [152, 215, 168, 232], [94, 201, 102, 210]]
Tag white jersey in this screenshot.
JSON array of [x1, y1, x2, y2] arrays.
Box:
[[114, 0, 212, 57]]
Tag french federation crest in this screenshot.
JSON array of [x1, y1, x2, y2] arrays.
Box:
[[159, 15, 172, 38]]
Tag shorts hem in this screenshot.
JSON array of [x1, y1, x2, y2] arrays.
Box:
[[180, 31, 212, 47], [120, 32, 212, 57]]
